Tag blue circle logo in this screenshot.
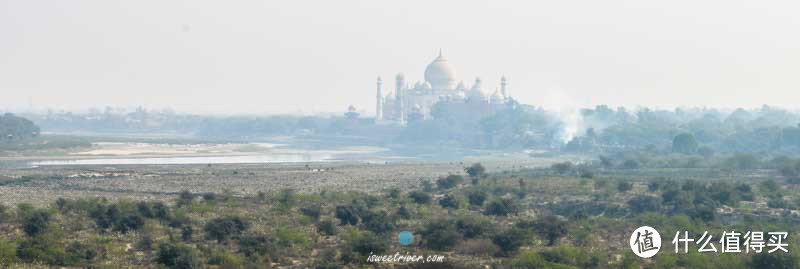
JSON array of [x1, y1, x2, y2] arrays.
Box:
[[398, 231, 414, 246]]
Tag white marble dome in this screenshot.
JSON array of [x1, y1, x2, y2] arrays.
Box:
[[424, 52, 457, 90]]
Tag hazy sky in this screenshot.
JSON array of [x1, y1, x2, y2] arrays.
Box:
[[2, 0, 800, 115]]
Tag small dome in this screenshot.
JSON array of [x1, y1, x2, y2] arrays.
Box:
[[470, 77, 483, 92], [424, 51, 457, 90], [491, 90, 504, 102], [469, 88, 487, 100], [456, 81, 466, 91]]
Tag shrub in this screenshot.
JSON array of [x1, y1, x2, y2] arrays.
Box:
[[208, 250, 245, 268], [362, 210, 395, 234], [437, 175, 463, 190], [455, 215, 491, 238], [421, 220, 461, 251], [65, 242, 97, 265], [408, 191, 432, 204], [522, 215, 568, 246], [751, 252, 798, 269], [137, 234, 154, 251], [275, 227, 308, 248], [456, 239, 499, 257], [551, 162, 574, 175], [599, 155, 615, 168], [621, 159, 640, 169], [760, 179, 780, 194], [0, 204, 9, 224], [238, 235, 277, 258], [492, 228, 531, 256], [89, 203, 146, 233], [387, 188, 401, 199], [278, 188, 296, 207], [768, 197, 788, 209], [300, 206, 321, 221], [181, 226, 194, 241], [396, 206, 412, 219], [204, 216, 249, 242], [724, 153, 759, 170], [647, 180, 663, 192], [23, 210, 51, 237], [617, 180, 633, 192], [316, 220, 337, 236], [467, 191, 488, 206], [201, 192, 218, 202], [114, 215, 145, 233], [137, 201, 154, 218], [485, 198, 518, 216], [439, 194, 461, 209], [512, 251, 550, 268], [177, 190, 195, 207], [578, 168, 594, 179], [335, 205, 359, 225], [16, 203, 35, 221], [735, 183, 754, 201], [152, 202, 170, 220], [0, 239, 16, 265], [628, 195, 662, 214], [91, 204, 118, 230], [156, 242, 202, 269], [16, 232, 68, 265], [539, 245, 595, 267], [421, 180, 434, 192], [348, 231, 388, 257]]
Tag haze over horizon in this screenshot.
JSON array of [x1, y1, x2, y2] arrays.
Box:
[[2, 0, 800, 115]]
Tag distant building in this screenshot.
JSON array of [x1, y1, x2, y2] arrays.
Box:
[[375, 50, 511, 124]]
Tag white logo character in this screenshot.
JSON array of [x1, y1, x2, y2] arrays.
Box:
[[630, 226, 661, 258]]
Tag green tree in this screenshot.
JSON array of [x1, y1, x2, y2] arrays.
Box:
[[0, 113, 40, 143], [465, 163, 486, 178], [672, 133, 699, 154]]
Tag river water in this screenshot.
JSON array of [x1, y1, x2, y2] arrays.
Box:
[[24, 142, 397, 167]]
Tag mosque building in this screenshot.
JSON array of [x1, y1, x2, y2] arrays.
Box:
[[375, 50, 511, 124]]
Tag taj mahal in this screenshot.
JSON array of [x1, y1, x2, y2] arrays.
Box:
[[374, 50, 512, 124]]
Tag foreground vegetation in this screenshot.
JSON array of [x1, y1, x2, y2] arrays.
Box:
[[1, 158, 800, 268]]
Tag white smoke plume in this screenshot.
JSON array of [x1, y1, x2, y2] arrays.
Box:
[[541, 88, 585, 144]]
